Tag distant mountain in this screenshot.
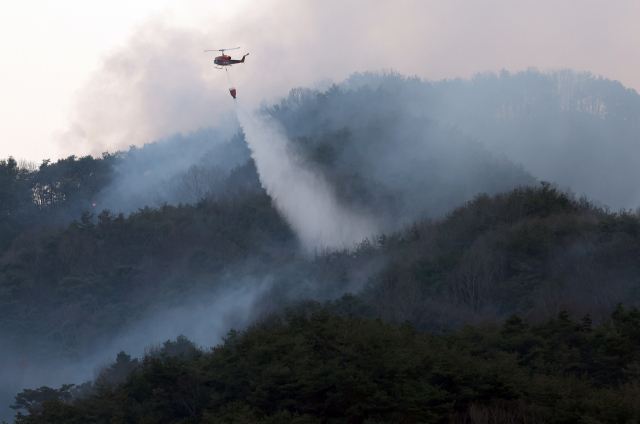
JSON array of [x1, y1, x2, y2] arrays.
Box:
[[340, 69, 640, 210]]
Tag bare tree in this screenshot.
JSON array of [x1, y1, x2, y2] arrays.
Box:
[[17, 158, 38, 172], [175, 164, 226, 204], [446, 239, 504, 315], [373, 264, 426, 323]]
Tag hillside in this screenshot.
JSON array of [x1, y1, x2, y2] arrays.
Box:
[[339, 69, 640, 210], [3, 181, 640, 423], [4, 174, 640, 362], [3, 69, 640, 422], [12, 304, 640, 424]]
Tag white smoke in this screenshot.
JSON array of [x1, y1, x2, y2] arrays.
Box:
[[235, 100, 377, 251]]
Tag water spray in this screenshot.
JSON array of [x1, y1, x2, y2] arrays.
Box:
[[234, 101, 377, 250]]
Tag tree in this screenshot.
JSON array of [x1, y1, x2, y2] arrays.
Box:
[[0, 157, 32, 216], [10, 384, 74, 413], [446, 239, 504, 315], [93, 351, 139, 391]]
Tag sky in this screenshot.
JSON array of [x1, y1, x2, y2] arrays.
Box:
[[1, 0, 639, 162]]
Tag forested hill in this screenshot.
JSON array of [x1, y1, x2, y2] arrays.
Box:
[[3, 68, 640, 422], [14, 304, 640, 424], [6, 182, 640, 423], [337, 69, 640, 210], [3, 178, 640, 357], [5, 68, 640, 242]]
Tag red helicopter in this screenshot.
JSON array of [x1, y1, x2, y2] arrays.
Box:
[[204, 47, 249, 69]]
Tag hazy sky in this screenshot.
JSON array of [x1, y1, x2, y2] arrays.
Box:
[[1, 0, 639, 162]]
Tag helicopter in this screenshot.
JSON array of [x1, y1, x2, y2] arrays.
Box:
[[204, 47, 249, 69]]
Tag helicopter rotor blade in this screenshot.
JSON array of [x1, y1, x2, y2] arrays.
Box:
[[204, 47, 241, 53]]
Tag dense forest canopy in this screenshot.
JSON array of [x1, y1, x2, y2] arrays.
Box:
[[2, 68, 640, 423], [12, 304, 640, 423]]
